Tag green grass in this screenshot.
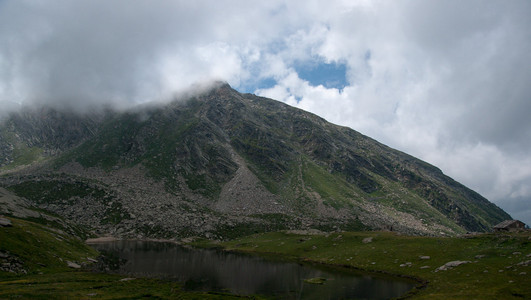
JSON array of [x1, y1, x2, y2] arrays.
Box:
[[370, 173, 466, 235], [0, 217, 266, 299], [7, 180, 106, 204], [299, 157, 362, 209], [3, 215, 530, 299], [0, 218, 99, 276], [209, 231, 531, 299], [0, 128, 45, 171], [0, 272, 266, 299]]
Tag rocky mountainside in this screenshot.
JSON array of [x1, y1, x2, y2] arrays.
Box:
[[0, 107, 106, 169], [0, 83, 511, 239]]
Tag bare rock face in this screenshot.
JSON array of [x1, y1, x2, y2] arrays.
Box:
[[0, 188, 46, 219], [0, 83, 512, 239]]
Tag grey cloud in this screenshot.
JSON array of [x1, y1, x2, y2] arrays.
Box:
[[401, 1, 531, 151], [0, 1, 290, 110], [0, 0, 217, 107], [496, 197, 531, 226]]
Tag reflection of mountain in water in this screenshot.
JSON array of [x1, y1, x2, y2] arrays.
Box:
[[91, 240, 415, 299]]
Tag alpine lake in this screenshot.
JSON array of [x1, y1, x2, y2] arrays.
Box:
[[90, 240, 415, 299]]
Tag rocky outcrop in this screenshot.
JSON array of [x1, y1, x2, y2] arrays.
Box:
[[0, 251, 27, 274]]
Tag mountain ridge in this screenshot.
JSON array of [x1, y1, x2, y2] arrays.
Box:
[[0, 83, 511, 239]]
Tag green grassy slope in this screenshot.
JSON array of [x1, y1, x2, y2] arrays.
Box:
[[0, 216, 265, 299], [0, 128, 44, 171], [0, 217, 97, 277]]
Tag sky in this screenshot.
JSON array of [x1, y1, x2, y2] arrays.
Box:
[[0, 0, 530, 225]]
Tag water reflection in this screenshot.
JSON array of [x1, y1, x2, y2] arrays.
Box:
[[91, 240, 414, 299]]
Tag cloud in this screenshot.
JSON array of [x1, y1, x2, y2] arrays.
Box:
[[0, 0, 288, 108], [0, 0, 530, 224], [256, 1, 531, 224]]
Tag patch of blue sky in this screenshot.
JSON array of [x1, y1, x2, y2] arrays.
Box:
[[294, 60, 348, 90], [239, 77, 277, 94]]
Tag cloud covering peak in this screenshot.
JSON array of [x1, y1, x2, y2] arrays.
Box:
[[1, 0, 530, 224]]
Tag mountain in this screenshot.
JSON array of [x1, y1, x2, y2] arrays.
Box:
[[0, 82, 511, 239]]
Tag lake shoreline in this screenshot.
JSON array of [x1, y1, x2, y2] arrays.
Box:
[[85, 235, 427, 297], [89, 238, 417, 299], [199, 240, 427, 298], [195, 231, 531, 299], [86, 236, 182, 244]]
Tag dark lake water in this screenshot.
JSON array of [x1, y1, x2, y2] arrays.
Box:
[[90, 240, 415, 299]]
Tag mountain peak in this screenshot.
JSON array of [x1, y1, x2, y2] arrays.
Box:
[[0, 86, 511, 238]]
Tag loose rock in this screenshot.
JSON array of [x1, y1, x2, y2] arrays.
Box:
[[66, 261, 81, 269], [436, 260, 471, 271], [362, 237, 373, 244], [516, 260, 531, 266], [119, 278, 136, 282], [0, 217, 12, 227]]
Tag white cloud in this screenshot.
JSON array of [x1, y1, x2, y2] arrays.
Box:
[[256, 0, 531, 224]]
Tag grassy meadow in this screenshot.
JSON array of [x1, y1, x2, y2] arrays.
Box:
[[197, 230, 531, 299], [1, 215, 529, 299]]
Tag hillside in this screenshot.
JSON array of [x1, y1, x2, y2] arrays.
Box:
[[0, 83, 511, 238]]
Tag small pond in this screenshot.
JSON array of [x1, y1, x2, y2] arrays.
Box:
[[90, 240, 415, 299]]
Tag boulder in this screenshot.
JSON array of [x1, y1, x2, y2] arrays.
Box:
[[119, 278, 136, 282], [436, 260, 471, 271], [0, 217, 12, 227], [66, 261, 81, 269], [362, 237, 373, 244]]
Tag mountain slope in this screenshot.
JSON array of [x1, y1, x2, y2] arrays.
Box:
[[0, 107, 106, 170], [0, 83, 511, 238]]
